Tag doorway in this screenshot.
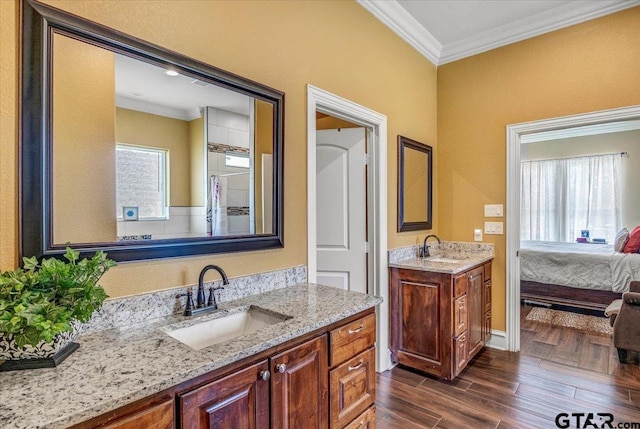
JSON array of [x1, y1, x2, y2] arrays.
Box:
[[505, 105, 640, 352], [306, 85, 391, 372]]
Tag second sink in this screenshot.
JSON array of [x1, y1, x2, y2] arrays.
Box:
[[165, 306, 290, 350]]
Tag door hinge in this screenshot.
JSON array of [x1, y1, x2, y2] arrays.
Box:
[[364, 154, 370, 166], [364, 242, 370, 253]]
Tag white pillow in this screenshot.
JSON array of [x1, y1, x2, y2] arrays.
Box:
[[614, 228, 630, 252]]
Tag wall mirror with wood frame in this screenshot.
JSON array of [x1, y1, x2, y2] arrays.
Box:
[[20, 0, 284, 262], [397, 136, 433, 232]]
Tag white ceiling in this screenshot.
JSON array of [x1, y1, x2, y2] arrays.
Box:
[[115, 53, 252, 121], [357, 0, 640, 65]]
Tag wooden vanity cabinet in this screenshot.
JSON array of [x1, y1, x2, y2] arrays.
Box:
[[70, 309, 375, 429], [390, 261, 492, 380], [177, 309, 375, 429]]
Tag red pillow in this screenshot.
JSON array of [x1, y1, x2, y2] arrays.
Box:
[[623, 226, 640, 253]]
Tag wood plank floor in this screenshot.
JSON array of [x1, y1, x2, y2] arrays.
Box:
[[376, 306, 640, 428]]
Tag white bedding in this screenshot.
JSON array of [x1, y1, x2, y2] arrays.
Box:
[[520, 240, 640, 293]]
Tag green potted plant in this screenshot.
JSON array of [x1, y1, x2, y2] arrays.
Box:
[[0, 247, 116, 371]]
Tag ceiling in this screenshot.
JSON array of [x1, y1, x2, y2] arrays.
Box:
[[357, 0, 640, 65]]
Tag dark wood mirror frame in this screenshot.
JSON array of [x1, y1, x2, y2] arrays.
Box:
[[397, 135, 432, 232], [20, 0, 284, 262]]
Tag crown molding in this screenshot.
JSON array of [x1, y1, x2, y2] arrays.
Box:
[[356, 0, 441, 66], [439, 0, 640, 65], [521, 119, 640, 144], [358, 0, 639, 66]]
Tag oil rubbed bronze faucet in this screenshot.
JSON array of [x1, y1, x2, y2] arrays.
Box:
[[420, 234, 441, 258], [177, 264, 230, 316]]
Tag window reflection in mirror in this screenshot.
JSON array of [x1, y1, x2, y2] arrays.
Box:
[[51, 32, 274, 245]]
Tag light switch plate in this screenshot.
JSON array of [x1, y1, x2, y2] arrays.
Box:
[[484, 221, 504, 235], [474, 229, 483, 241], [484, 204, 504, 217]]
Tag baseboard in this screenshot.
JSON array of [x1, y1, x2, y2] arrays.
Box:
[[486, 329, 507, 350]]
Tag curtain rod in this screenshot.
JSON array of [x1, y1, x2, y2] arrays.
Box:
[[521, 151, 628, 163]]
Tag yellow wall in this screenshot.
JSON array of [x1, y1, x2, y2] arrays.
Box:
[[254, 100, 274, 235], [189, 115, 205, 208], [115, 108, 191, 207], [1, 0, 437, 297], [438, 7, 640, 331], [52, 33, 117, 244]]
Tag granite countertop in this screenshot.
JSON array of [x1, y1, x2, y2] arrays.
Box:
[[388, 254, 493, 274], [387, 241, 495, 275], [0, 284, 381, 429]]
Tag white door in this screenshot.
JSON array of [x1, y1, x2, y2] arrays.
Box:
[[316, 128, 367, 293]]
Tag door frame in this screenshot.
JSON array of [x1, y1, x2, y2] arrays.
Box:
[[505, 104, 640, 351], [306, 84, 391, 372]]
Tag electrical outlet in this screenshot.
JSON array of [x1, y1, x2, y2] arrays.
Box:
[[484, 204, 504, 217], [484, 221, 504, 235], [474, 229, 483, 241]]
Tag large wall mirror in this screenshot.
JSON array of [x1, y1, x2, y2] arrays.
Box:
[[20, 0, 284, 262], [397, 136, 433, 232]]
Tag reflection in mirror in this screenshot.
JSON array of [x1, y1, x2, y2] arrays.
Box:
[[21, 0, 284, 262], [50, 32, 274, 246], [397, 136, 432, 232]]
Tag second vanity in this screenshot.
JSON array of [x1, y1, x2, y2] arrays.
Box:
[[388, 242, 494, 380], [0, 284, 381, 429]]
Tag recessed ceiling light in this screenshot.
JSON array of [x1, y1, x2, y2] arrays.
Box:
[[165, 70, 179, 77]]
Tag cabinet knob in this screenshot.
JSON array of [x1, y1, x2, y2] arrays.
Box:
[[275, 363, 286, 373], [259, 370, 270, 381]]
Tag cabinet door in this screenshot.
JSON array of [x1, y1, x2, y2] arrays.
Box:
[[453, 332, 468, 377], [271, 335, 329, 429], [102, 398, 174, 429], [179, 360, 269, 429], [329, 347, 375, 428], [467, 267, 484, 358]]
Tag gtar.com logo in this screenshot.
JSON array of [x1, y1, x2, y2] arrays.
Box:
[[555, 413, 640, 429]]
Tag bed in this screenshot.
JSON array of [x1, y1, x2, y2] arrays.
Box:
[[520, 240, 640, 310]]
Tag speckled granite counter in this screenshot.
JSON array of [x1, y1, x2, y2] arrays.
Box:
[[0, 284, 381, 429], [388, 241, 494, 274]]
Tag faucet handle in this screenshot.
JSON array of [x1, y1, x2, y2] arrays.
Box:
[[176, 291, 195, 313], [206, 286, 224, 308]]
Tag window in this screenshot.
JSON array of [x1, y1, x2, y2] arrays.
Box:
[[225, 152, 250, 169], [521, 153, 621, 243], [116, 144, 168, 220]]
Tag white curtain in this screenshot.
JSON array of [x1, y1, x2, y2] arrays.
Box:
[[207, 175, 228, 236], [521, 154, 621, 243]]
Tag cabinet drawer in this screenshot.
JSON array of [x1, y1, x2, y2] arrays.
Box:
[[453, 294, 467, 337], [454, 332, 468, 375], [102, 397, 174, 429], [483, 280, 492, 313], [343, 406, 376, 429], [483, 310, 492, 343], [454, 274, 467, 297], [330, 313, 376, 366], [484, 262, 492, 281], [330, 348, 375, 429]]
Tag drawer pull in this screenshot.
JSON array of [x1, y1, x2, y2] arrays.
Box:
[[275, 363, 286, 373], [348, 325, 364, 334], [259, 370, 270, 381], [348, 360, 364, 371], [469, 274, 478, 281]]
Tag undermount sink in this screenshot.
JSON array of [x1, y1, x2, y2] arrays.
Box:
[[166, 307, 290, 350], [426, 257, 463, 264]]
